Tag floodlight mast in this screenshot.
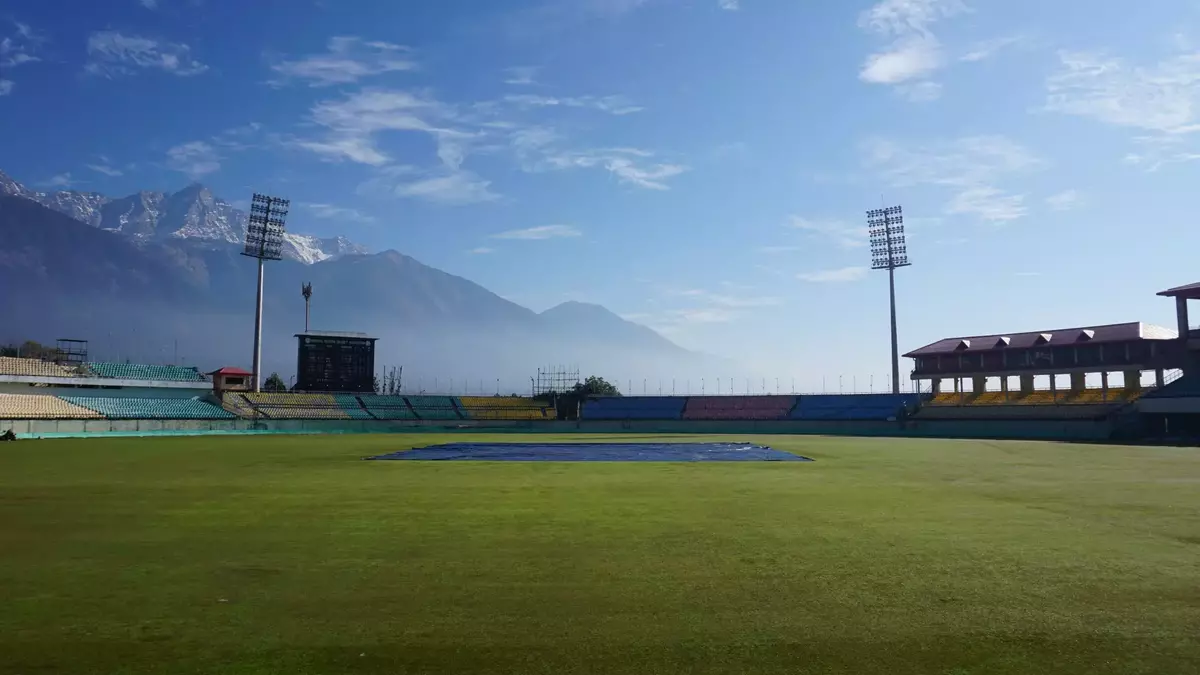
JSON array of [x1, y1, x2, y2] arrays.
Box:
[[867, 205, 911, 395], [241, 193, 289, 392]]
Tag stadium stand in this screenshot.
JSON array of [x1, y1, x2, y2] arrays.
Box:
[[457, 396, 550, 420], [0, 357, 76, 378], [221, 392, 257, 418], [83, 362, 208, 382], [61, 396, 235, 420], [914, 404, 1114, 420], [0, 394, 103, 419], [358, 395, 417, 420], [241, 392, 356, 420], [682, 396, 796, 421], [405, 396, 462, 420], [791, 394, 919, 421], [582, 397, 686, 420]]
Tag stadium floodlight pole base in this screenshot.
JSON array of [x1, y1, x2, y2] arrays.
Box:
[[889, 265, 900, 395], [252, 258, 264, 393]]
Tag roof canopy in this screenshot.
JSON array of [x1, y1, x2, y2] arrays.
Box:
[[1157, 282, 1200, 300], [904, 322, 1177, 358], [295, 331, 377, 340], [210, 366, 252, 376]]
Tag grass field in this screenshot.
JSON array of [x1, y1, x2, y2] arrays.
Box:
[[1, 433, 1198, 674]]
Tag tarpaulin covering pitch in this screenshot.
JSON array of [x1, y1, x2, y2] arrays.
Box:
[[367, 442, 813, 462]]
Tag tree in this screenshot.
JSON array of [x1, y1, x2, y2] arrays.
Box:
[[0, 341, 63, 360], [571, 375, 621, 398], [263, 372, 287, 392]]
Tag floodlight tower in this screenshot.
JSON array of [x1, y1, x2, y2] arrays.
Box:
[[301, 282, 313, 332], [242, 193, 289, 392], [867, 205, 910, 395]]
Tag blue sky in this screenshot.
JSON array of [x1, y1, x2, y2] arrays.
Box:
[[2, 0, 1200, 388]]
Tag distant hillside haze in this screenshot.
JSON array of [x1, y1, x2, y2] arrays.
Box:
[[0, 173, 734, 389]]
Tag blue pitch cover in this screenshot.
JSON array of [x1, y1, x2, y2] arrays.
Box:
[[367, 442, 813, 462]]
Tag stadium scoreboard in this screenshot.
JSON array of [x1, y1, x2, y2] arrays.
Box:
[[295, 331, 377, 393]]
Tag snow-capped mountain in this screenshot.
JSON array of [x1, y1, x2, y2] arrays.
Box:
[[0, 169, 368, 263]]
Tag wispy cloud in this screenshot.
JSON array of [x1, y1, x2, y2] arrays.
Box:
[[858, 0, 965, 94], [491, 224, 582, 240], [0, 80, 11, 96], [301, 203, 376, 223], [1045, 189, 1083, 211], [758, 244, 803, 254], [85, 31, 207, 78], [291, 88, 467, 167], [718, 0, 740, 10], [1045, 49, 1200, 169], [797, 266, 868, 283], [86, 159, 124, 177], [863, 135, 1042, 223], [270, 36, 416, 87], [139, 0, 159, 8], [788, 217, 868, 248], [503, 66, 540, 86], [0, 20, 43, 93], [961, 35, 1024, 62], [392, 171, 499, 205], [43, 173, 74, 188], [468, 247, 495, 254], [503, 93, 644, 115], [510, 127, 687, 190], [166, 141, 220, 178], [944, 186, 1027, 222]]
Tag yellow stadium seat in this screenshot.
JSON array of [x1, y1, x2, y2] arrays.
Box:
[[0, 394, 102, 419]]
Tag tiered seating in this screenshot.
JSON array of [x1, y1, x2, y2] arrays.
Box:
[[221, 392, 257, 418], [0, 394, 102, 419], [84, 362, 208, 382], [456, 396, 550, 420], [359, 395, 417, 420], [332, 394, 375, 419], [971, 392, 1011, 405], [0, 357, 76, 378], [682, 396, 796, 421], [61, 396, 234, 420], [1016, 391, 1057, 405], [915, 404, 1113, 421], [242, 392, 353, 419], [791, 394, 919, 421], [405, 396, 461, 420], [581, 397, 686, 420], [930, 392, 963, 406]]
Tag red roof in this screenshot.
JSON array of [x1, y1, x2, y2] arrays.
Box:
[[210, 367, 253, 376], [1157, 282, 1200, 300], [904, 322, 1177, 358]]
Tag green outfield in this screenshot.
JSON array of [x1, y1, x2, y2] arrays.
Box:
[[1, 433, 1197, 674]]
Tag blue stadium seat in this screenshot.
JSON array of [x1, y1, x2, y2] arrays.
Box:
[[791, 394, 919, 421], [83, 362, 209, 383], [60, 396, 235, 420], [581, 397, 686, 420]]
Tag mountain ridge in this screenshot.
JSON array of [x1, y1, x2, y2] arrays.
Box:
[[0, 170, 369, 264]]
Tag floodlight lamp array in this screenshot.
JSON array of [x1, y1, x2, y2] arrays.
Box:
[[866, 205, 910, 270], [242, 193, 290, 261]]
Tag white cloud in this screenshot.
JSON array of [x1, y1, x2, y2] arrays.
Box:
[[945, 186, 1027, 222], [43, 173, 74, 188], [301, 203, 376, 223], [511, 128, 687, 190], [0, 80, 11, 96], [503, 93, 644, 115], [758, 245, 803, 253], [271, 36, 416, 87], [797, 266, 868, 283], [492, 224, 582, 240], [468, 247, 495, 254], [863, 135, 1042, 188], [166, 141, 220, 178], [391, 171, 499, 205], [788, 217, 868, 248], [85, 31, 207, 77], [0, 19, 43, 76], [1123, 135, 1200, 171], [858, 0, 965, 92], [1045, 189, 1083, 211], [140, 0, 158, 7], [860, 36, 943, 85], [961, 35, 1024, 62], [86, 162, 124, 177], [292, 88, 468, 168], [504, 66, 540, 86], [718, 0, 740, 10]]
